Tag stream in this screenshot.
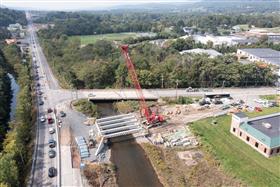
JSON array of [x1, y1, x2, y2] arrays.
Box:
[[97, 102, 163, 187], [7, 73, 20, 121]]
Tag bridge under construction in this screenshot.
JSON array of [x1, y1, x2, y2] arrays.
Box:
[[95, 113, 143, 155]]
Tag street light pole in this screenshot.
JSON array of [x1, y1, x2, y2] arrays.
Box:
[[176, 79, 179, 99], [222, 80, 225, 93], [161, 74, 164, 88]]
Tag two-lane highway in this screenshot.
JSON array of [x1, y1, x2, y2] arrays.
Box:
[[28, 13, 60, 187]]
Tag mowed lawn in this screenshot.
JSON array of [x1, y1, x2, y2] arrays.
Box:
[[71, 32, 138, 45], [235, 24, 280, 32], [190, 107, 280, 187]]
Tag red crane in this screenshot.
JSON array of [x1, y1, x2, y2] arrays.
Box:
[[120, 45, 164, 127]]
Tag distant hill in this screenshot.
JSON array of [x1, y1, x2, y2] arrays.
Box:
[[108, 0, 279, 13]]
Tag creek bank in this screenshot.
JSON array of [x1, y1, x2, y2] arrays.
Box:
[[96, 102, 163, 187]]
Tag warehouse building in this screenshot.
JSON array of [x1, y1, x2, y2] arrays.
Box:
[[231, 112, 280, 158], [237, 48, 280, 66], [179, 48, 222, 58]]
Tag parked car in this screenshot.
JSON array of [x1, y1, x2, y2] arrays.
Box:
[[39, 100, 44, 105], [40, 116, 46, 123], [48, 167, 56, 178], [221, 105, 230, 110], [255, 107, 262, 112], [47, 117, 54, 124], [238, 99, 245, 104], [38, 90, 43, 95], [212, 99, 223, 105], [48, 150, 56, 158], [59, 111, 66, 117], [58, 119, 62, 124], [231, 102, 239, 107], [263, 101, 277, 108], [48, 139, 56, 148], [49, 127, 55, 134], [254, 99, 266, 104], [186, 87, 198, 92], [88, 93, 96, 97], [47, 108, 53, 113], [201, 88, 212, 92]]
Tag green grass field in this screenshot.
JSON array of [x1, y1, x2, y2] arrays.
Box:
[[234, 24, 280, 33], [190, 107, 280, 187], [71, 32, 139, 45], [260, 94, 280, 101]]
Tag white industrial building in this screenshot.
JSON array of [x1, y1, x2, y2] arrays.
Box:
[[237, 48, 280, 78], [237, 48, 280, 66], [7, 23, 23, 31], [179, 48, 222, 58], [187, 35, 257, 46]]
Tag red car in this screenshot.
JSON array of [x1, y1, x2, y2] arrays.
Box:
[[47, 117, 54, 124], [255, 107, 262, 112]]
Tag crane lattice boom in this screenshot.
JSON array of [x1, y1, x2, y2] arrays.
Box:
[[120, 45, 150, 121]]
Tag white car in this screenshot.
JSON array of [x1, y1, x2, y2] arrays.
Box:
[[49, 127, 55, 134], [254, 99, 266, 104], [40, 116, 46, 123]]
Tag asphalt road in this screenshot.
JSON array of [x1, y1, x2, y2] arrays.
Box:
[[28, 15, 59, 187]]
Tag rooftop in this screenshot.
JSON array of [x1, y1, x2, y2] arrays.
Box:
[[239, 48, 280, 66], [179, 48, 222, 57], [249, 115, 280, 138], [234, 112, 248, 118], [239, 48, 280, 58], [240, 113, 280, 148]]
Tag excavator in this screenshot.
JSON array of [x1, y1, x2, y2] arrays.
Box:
[[120, 45, 164, 128]]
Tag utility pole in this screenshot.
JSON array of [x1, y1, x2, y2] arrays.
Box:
[[161, 74, 164, 88], [176, 79, 179, 100], [222, 80, 225, 93]]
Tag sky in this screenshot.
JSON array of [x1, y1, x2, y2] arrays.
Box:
[[0, 0, 198, 11]]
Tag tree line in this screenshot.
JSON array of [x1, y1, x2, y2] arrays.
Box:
[[34, 10, 280, 37], [0, 50, 12, 145], [0, 8, 27, 27], [0, 45, 35, 186], [38, 33, 277, 90]]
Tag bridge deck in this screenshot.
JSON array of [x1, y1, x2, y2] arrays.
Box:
[[95, 113, 142, 155], [86, 89, 158, 101]]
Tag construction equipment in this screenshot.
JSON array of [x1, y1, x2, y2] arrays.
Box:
[[120, 45, 164, 127]]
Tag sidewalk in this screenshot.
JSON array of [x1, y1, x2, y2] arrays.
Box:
[[61, 127, 83, 187]]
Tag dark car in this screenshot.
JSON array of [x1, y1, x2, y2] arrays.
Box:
[[48, 139, 56, 148], [39, 100, 44, 105], [48, 167, 56, 178], [212, 99, 223, 105], [47, 117, 54, 124], [47, 108, 53, 113], [60, 111, 66, 117], [48, 150, 56, 158], [38, 91, 43, 95]]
